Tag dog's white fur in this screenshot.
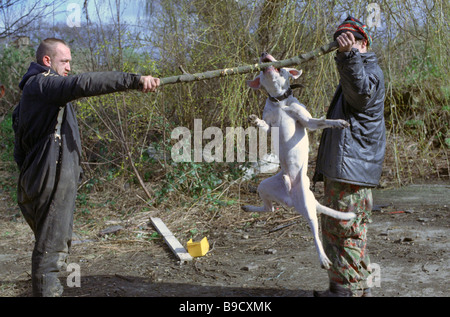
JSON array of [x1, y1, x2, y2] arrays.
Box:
[[243, 53, 355, 269]]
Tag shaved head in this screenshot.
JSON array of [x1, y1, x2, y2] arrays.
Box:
[[36, 38, 72, 76], [36, 38, 70, 66]]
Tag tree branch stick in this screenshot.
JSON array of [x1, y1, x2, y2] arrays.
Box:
[[160, 41, 339, 86]]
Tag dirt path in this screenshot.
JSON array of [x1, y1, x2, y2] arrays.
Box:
[[0, 183, 448, 298]]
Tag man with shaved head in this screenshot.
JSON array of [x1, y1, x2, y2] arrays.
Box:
[[13, 38, 159, 296]]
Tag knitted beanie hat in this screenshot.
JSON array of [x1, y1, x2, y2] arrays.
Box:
[[334, 16, 372, 47]]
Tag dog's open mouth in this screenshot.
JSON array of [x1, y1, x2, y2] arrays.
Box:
[[261, 54, 280, 73], [264, 65, 280, 73]]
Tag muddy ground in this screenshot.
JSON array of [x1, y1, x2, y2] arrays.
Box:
[[0, 179, 448, 299]]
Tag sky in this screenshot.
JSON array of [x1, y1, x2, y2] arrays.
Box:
[[52, 0, 144, 26], [0, 0, 147, 38]]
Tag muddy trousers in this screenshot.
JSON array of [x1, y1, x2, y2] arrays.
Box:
[[18, 135, 80, 297], [321, 178, 373, 294]]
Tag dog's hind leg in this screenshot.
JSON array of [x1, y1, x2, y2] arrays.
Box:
[[308, 213, 332, 269], [292, 181, 332, 269], [241, 204, 271, 213], [242, 172, 292, 212]]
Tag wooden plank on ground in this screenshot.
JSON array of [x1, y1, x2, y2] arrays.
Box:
[[150, 217, 193, 262]]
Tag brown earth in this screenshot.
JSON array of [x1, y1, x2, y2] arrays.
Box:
[[0, 175, 448, 299]]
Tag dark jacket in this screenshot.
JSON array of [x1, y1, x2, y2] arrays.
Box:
[[13, 62, 142, 169], [313, 49, 386, 187]]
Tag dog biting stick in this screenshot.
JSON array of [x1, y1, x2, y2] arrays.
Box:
[[159, 41, 339, 86]]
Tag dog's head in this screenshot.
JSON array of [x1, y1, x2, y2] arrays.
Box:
[[247, 53, 302, 97]]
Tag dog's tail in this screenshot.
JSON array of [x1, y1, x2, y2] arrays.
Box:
[[316, 202, 356, 220]]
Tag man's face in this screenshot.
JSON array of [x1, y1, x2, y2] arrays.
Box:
[[48, 43, 72, 76], [354, 40, 368, 53]]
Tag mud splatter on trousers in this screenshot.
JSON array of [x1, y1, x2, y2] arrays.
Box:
[[17, 123, 80, 297]]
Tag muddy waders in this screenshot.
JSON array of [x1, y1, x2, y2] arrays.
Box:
[[17, 106, 81, 297]]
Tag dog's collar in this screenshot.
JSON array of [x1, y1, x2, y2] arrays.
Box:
[[267, 84, 304, 103], [268, 88, 293, 103]]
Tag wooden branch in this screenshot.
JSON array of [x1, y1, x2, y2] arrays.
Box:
[[160, 41, 339, 86]]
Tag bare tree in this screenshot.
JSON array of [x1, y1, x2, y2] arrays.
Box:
[[0, 0, 65, 39]]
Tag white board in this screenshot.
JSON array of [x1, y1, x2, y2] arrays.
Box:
[[150, 217, 193, 262]]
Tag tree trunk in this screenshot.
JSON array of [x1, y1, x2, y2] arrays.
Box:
[[257, 0, 288, 50]]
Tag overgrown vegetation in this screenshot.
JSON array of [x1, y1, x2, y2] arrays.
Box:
[[0, 0, 448, 220]]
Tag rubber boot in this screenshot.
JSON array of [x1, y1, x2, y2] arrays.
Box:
[[361, 288, 372, 297], [313, 282, 353, 297], [33, 273, 64, 297]]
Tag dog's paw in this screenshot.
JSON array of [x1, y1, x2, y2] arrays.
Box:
[[320, 255, 332, 270], [242, 205, 270, 213], [334, 119, 350, 129], [248, 114, 260, 126]]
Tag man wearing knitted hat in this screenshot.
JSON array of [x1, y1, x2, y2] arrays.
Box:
[[313, 16, 386, 297]]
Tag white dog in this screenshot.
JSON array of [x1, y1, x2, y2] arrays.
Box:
[[243, 53, 355, 269]]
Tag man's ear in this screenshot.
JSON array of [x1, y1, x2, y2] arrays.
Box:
[[42, 55, 52, 67], [361, 39, 368, 51], [246, 75, 261, 90], [285, 68, 302, 79]]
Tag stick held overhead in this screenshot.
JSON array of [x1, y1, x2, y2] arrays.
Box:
[[159, 41, 339, 86]]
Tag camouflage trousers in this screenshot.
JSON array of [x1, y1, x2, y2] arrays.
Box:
[[321, 178, 373, 294]]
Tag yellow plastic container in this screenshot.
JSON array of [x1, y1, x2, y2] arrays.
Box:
[[187, 237, 210, 257]]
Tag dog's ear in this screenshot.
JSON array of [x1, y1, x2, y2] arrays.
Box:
[[286, 69, 302, 80], [246, 76, 261, 90]]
